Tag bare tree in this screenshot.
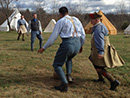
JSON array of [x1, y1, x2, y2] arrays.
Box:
[[66, 0, 88, 14], [70, 3, 80, 14], [0, 0, 18, 31], [52, 0, 57, 13], [51, 0, 62, 14], [116, 0, 127, 14], [34, 0, 46, 28], [35, 0, 45, 11]]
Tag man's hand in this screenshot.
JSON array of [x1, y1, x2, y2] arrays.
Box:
[[79, 46, 83, 54], [40, 32, 42, 34], [37, 48, 45, 54], [98, 54, 103, 59]]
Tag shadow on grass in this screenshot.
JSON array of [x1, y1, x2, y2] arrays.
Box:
[[0, 48, 40, 52], [0, 73, 61, 91], [0, 39, 17, 42], [0, 72, 95, 92], [7, 48, 31, 51], [69, 77, 94, 88], [1, 72, 125, 92]]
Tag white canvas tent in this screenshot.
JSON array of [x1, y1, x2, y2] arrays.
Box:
[[124, 25, 130, 34], [0, 8, 28, 31], [44, 19, 56, 33]]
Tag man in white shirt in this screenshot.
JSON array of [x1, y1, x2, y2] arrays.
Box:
[[38, 7, 86, 92]]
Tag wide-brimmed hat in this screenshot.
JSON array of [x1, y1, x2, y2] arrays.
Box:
[[89, 12, 102, 19]]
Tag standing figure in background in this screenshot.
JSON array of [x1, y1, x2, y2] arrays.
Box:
[[27, 13, 43, 52], [17, 15, 28, 41]]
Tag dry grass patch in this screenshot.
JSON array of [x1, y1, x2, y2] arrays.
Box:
[[0, 31, 129, 98]]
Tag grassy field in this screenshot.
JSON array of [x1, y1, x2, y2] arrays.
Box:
[[0, 31, 130, 98]]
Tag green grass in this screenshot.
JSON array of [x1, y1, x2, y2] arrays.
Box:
[[0, 31, 130, 98]]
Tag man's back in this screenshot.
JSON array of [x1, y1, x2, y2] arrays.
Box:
[[57, 15, 84, 38]]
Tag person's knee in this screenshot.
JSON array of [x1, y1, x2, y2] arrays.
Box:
[[53, 62, 63, 70], [96, 68, 104, 72], [37, 35, 43, 40], [53, 65, 62, 73], [39, 37, 43, 41], [31, 40, 35, 44], [96, 68, 102, 73], [53, 64, 58, 70], [31, 38, 36, 43], [102, 72, 107, 77], [40, 39, 43, 41], [66, 59, 72, 65], [97, 68, 107, 77]]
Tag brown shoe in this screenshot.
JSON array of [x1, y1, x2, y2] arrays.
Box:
[[66, 74, 73, 83]]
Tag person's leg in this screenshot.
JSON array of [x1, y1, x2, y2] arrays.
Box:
[[37, 32, 43, 49], [53, 50, 69, 92], [97, 68, 115, 82], [53, 38, 81, 92], [53, 47, 68, 84], [93, 65, 105, 82], [64, 38, 81, 83], [65, 37, 80, 83], [96, 68, 120, 90], [66, 59, 72, 75], [22, 34, 24, 41], [17, 32, 21, 40], [31, 31, 36, 51], [66, 59, 73, 83]]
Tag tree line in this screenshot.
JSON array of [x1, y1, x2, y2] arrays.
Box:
[[0, 0, 130, 32], [0, 8, 130, 32]]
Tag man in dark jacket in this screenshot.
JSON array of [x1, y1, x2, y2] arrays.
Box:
[[28, 13, 43, 51]]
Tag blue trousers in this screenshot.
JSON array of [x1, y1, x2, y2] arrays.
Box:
[[31, 31, 43, 50], [53, 37, 81, 84]]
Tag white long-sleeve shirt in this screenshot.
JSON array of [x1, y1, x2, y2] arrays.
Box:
[[43, 15, 86, 49]]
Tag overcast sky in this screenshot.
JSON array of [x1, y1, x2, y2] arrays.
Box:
[[14, 0, 130, 13]]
